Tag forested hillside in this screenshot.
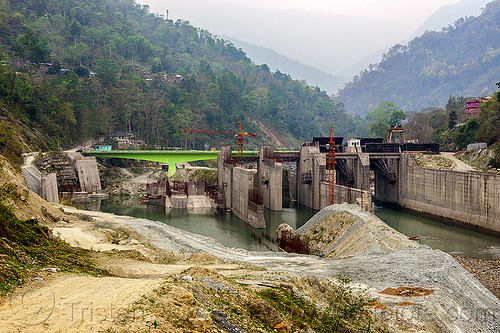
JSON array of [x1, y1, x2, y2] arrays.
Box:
[[0, 0, 365, 161], [338, 0, 500, 114]]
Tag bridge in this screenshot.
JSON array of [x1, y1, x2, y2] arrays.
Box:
[[83, 149, 259, 177], [83, 149, 302, 177]]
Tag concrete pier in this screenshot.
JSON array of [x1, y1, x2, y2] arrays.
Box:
[[257, 146, 282, 211], [75, 157, 102, 194], [217, 146, 266, 228], [296, 145, 372, 211], [296, 145, 325, 210], [40, 173, 59, 203]]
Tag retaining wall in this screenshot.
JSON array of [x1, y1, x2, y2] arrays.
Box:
[[398, 154, 500, 233], [40, 173, 59, 203], [75, 157, 101, 193], [22, 165, 41, 195]]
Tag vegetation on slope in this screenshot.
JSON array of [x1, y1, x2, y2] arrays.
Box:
[[0, 182, 104, 294], [107, 267, 384, 332], [338, 0, 500, 114], [0, 0, 366, 159], [403, 87, 500, 165]]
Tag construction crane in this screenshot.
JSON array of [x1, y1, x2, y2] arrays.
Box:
[[326, 126, 336, 205], [181, 120, 257, 157]]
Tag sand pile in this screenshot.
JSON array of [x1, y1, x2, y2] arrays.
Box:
[[295, 203, 419, 258]]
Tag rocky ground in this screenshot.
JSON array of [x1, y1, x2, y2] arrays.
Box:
[[413, 149, 500, 174], [453, 255, 500, 299], [455, 149, 500, 174]]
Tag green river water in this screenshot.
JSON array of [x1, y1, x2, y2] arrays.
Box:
[[82, 199, 500, 259]]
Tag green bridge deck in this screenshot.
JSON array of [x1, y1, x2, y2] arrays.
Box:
[[82, 150, 258, 177]]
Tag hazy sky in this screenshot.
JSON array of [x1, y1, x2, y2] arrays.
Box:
[[140, 0, 477, 77], [144, 0, 461, 25]]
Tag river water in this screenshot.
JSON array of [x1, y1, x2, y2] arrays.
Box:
[[82, 199, 500, 259]]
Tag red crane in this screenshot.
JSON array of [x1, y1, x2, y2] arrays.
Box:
[[181, 120, 257, 157], [327, 126, 336, 205]]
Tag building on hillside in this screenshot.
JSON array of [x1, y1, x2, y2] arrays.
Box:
[[465, 99, 481, 119], [465, 97, 492, 119], [110, 132, 145, 149]]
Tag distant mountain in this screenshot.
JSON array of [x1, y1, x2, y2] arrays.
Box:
[[410, 0, 491, 39], [335, 47, 386, 82], [150, 1, 414, 76], [337, 0, 500, 115], [337, 0, 491, 82], [224, 37, 346, 95]]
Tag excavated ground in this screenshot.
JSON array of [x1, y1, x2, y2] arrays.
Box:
[[1, 154, 499, 332]]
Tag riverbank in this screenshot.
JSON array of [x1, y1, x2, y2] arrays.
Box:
[[63, 206, 500, 330], [1, 202, 499, 332]]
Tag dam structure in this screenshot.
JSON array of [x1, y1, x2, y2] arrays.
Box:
[[84, 142, 500, 233], [296, 143, 499, 233], [216, 142, 499, 233]]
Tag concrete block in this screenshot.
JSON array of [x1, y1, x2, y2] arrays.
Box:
[[22, 165, 41, 195], [41, 173, 59, 203], [75, 157, 101, 194], [467, 142, 487, 151], [171, 195, 187, 209]]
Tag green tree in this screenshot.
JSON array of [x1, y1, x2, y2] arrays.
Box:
[[96, 58, 119, 86], [448, 110, 458, 129], [454, 118, 480, 149], [366, 101, 405, 137], [13, 28, 50, 76], [151, 57, 162, 74], [476, 91, 500, 145]]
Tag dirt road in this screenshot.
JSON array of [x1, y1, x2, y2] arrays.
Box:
[[0, 274, 163, 333], [1, 205, 499, 332], [440, 152, 478, 172]]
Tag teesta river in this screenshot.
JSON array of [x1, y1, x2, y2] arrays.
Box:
[[80, 199, 500, 259]]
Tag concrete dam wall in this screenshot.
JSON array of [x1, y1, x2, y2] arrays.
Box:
[[217, 146, 266, 228], [297, 145, 372, 211], [396, 154, 500, 233]]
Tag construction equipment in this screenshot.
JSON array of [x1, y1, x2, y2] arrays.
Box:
[[181, 120, 257, 157], [386, 125, 406, 143], [326, 126, 336, 205]]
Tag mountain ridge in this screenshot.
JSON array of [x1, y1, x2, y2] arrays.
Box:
[[223, 37, 346, 95], [148, 0, 414, 75], [337, 0, 500, 115]]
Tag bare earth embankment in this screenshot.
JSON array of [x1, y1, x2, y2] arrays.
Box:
[[1, 154, 499, 332], [4, 204, 496, 332]]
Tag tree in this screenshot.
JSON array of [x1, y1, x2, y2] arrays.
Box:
[[366, 101, 405, 137], [96, 58, 119, 86], [448, 110, 457, 129], [13, 28, 50, 76], [454, 118, 479, 149], [476, 90, 500, 145], [151, 57, 162, 74]]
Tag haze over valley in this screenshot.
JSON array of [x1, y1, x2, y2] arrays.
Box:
[[144, 0, 492, 94]]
